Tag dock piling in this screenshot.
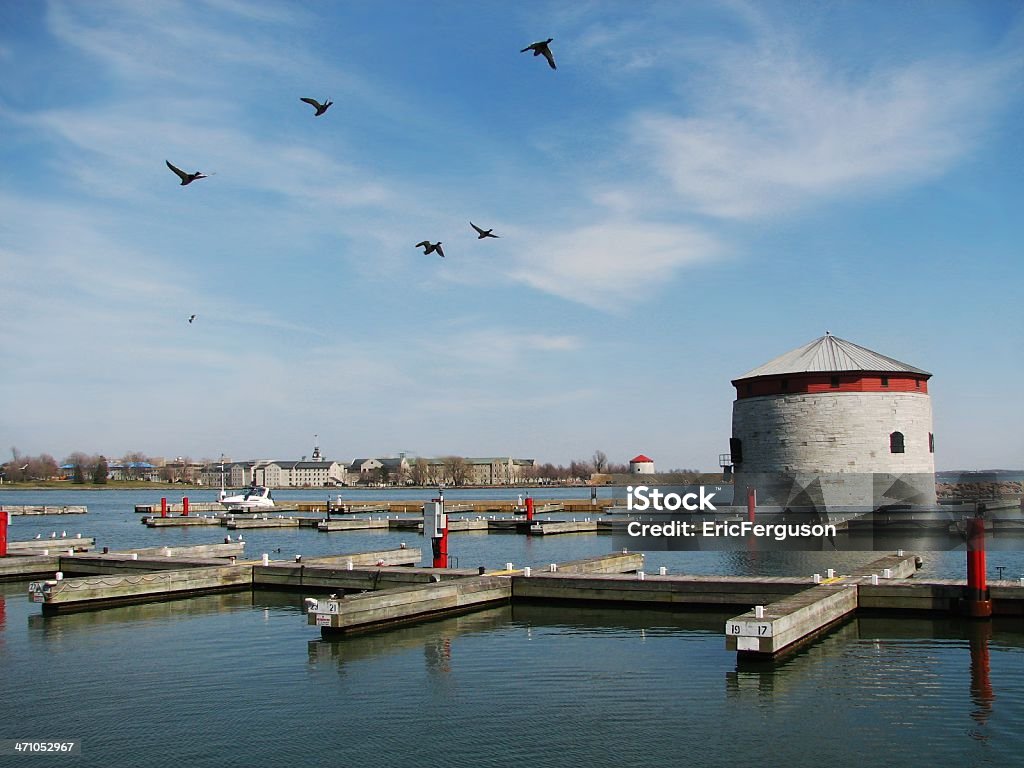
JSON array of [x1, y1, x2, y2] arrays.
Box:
[[966, 515, 992, 618]]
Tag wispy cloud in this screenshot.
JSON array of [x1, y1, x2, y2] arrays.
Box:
[[507, 220, 723, 310], [630, 39, 1019, 220]]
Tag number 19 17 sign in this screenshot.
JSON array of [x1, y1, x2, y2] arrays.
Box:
[[726, 621, 773, 637]]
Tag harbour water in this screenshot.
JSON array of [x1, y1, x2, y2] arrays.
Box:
[[2, 488, 1023, 767]]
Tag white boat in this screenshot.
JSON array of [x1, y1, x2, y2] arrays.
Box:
[[219, 485, 275, 510]]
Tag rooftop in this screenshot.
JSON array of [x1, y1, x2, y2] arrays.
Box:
[[734, 334, 931, 381]]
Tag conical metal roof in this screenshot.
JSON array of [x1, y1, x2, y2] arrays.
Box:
[[734, 334, 931, 381]]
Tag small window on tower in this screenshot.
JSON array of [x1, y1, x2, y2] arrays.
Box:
[[830, 376, 840, 388], [890, 431, 905, 454], [929, 433, 934, 453], [781, 379, 789, 391], [881, 376, 889, 387], [915, 379, 921, 389]]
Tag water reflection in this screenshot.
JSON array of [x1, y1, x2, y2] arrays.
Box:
[[307, 607, 512, 670], [726, 620, 861, 696], [968, 621, 994, 738]]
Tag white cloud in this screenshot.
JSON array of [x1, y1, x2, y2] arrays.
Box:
[[632, 48, 1017, 220], [507, 220, 723, 309]]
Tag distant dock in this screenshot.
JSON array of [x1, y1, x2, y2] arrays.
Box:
[[1, 505, 87, 516]]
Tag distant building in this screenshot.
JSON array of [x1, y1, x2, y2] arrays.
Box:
[[629, 455, 655, 475]]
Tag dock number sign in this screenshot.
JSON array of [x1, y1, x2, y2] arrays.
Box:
[[726, 621, 772, 637], [28, 582, 47, 603]]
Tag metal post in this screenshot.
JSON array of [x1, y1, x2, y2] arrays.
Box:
[[747, 487, 756, 523], [0, 510, 8, 557], [966, 513, 992, 618]]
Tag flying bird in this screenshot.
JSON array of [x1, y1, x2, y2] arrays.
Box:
[[300, 97, 333, 116], [521, 38, 556, 70], [470, 222, 499, 239], [188, 314, 196, 324], [415, 241, 445, 258], [166, 160, 207, 185]]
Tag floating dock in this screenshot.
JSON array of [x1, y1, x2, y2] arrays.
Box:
[[24, 548, 423, 613], [29, 564, 252, 613], [1, 505, 87, 516], [6, 536, 94, 553], [144, 516, 224, 527], [528, 520, 599, 535], [306, 552, 645, 635], [226, 517, 300, 529], [317, 518, 390, 531], [724, 553, 922, 659]]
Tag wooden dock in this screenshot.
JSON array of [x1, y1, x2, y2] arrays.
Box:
[[7, 536, 95, 553], [724, 553, 922, 659], [29, 564, 252, 613], [528, 520, 599, 535], [1, 554, 62, 581], [306, 552, 645, 635], [144, 515, 224, 527], [24, 548, 426, 613], [1, 505, 87, 516], [317, 518, 390, 531], [226, 517, 300, 529]]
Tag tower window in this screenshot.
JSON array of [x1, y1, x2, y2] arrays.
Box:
[[729, 437, 743, 465], [881, 376, 889, 387], [929, 433, 934, 453], [915, 379, 921, 389], [745, 383, 752, 395], [780, 379, 789, 391], [830, 376, 840, 388], [890, 431, 905, 454]]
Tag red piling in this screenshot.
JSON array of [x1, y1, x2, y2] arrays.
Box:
[[0, 510, 8, 557], [525, 496, 535, 522], [432, 524, 448, 569], [182, 496, 190, 517], [965, 515, 992, 618], [161, 497, 168, 518]]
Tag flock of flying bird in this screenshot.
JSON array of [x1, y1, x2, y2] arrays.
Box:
[[168, 38, 558, 324]]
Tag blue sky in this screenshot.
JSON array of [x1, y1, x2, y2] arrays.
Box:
[[1, 0, 1021, 470]]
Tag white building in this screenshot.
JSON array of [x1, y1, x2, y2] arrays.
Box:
[[629, 454, 655, 475]]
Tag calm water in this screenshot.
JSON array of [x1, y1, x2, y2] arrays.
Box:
[[2, 489, 1024, 767]]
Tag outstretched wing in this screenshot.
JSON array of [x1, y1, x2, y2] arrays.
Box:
[[542, 46, 556, 69], [165, 160, 188, 182], [435, 244, 445, 258], [300, 97, 321, 110], [415, 241, 430, 249], [470, 222, 485, 236]]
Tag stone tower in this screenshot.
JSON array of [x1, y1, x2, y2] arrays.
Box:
[[729, 334, 936, 510]]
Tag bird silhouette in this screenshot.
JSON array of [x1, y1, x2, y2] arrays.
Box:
[[166, 160, 207, 185], [470, 222, 499, 239], [300, 97, 333, 116], [416, 241, 445, 258], [188, 314, 196, 324], [521, 38, 556, 70]]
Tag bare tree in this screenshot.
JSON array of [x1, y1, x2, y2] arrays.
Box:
[[120, 451, 151, 481], [569, 460, 593, 481], [442, 456, 469, 486], [592, 450, 608, 474], [412, 458, 431, 486]]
